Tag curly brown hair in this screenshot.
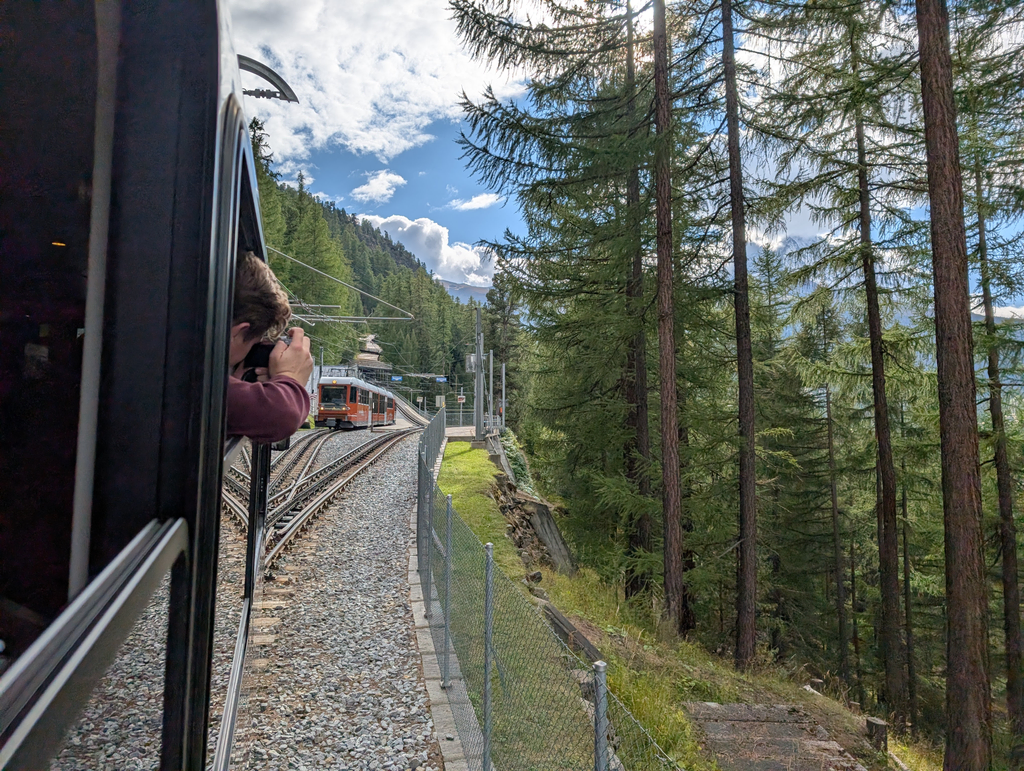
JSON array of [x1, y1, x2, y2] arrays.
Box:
[[233, 251, 291, 341]]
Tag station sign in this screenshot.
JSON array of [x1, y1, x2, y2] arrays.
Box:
[[391, 375, 403, 381], [457, 395, 466, 403], [436, 376, 447, 382]]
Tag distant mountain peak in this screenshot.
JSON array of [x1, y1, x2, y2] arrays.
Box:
[[436, 278, 492, 303]]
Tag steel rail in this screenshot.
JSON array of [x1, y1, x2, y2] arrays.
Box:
[[265, 430, 417, 564], [268, 429, 329, 490], [265, 430, 410, 529], [265, 430, 336, 512], [268, 428, 326, 475], [222, 488, 250, 529]]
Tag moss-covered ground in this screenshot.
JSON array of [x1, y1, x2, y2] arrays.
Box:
[[437, 441, 944, 771]]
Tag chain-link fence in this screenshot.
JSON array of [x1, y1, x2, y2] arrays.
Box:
[[416, 414, 680, 771]]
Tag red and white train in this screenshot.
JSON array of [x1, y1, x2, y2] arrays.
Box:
[[315, 370, 397, 429]]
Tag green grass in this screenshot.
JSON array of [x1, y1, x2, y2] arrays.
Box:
[[890, 739, 943, 771], [437, 442, 524, 577], [437, 443, 943, 771]]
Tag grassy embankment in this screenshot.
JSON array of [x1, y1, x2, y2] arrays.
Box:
[[437, 442, 945, 771]]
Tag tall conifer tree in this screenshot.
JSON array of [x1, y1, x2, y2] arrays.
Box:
[[915, 0, 991, 764]]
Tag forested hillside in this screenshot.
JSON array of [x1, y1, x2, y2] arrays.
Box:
[[452, 0, 1024, 767], [250, 119, 479, 401]]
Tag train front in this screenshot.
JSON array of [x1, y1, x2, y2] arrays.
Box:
[[315, 376, 353, 429]]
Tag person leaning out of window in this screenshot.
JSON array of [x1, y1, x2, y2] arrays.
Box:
[[226, 251, 313, 443]]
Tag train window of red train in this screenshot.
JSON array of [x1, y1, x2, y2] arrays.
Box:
[[321, 386, 346, 404]]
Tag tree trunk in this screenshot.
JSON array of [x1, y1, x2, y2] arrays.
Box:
[[902, 483, 918, 732], [976, 163, 1024, 754], [852, 27, 907, 723], [851, 537, 866, 707], [652, 0, 685, 635], [915, 1, 992, 765], [623, 0, 653, 598], [680, 403, 696, 634], [826, 384, 850, 687], [722, 0, 757, 669]]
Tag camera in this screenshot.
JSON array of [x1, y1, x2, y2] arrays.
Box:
[[240, 335, 290, 382]]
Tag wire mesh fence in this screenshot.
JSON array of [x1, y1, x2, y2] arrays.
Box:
[[416, 414, 680, 771]]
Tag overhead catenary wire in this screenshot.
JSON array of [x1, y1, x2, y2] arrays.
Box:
[[295, 315, 416, 322], [267, 245, 414, 320]]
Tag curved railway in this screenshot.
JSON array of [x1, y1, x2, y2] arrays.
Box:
[[206, 427, 422, 766], [222, 427, 419, 567]]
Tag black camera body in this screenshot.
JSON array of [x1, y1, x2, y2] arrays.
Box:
[[240, 336, 290, 382]]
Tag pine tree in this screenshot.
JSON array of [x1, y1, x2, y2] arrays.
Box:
[[748, 0, 923, 716], [914, 0, 992, 763], [719, 0, 759, 667], [954, 1, 1024, 750]]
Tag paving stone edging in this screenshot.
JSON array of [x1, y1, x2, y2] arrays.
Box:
[[409, 439, 472, 771]]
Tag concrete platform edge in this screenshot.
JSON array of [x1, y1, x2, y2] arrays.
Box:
[[410, 439, 471, 771]]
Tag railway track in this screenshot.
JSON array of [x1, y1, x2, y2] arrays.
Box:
[[265, 428, 416, 563], [222, 427, 419, 561], [268, 428, 330, 492]]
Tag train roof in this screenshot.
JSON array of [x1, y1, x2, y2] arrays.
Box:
[[318, 375, 395, 400]]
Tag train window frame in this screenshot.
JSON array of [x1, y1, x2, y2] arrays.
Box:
[[0, 47, 262, 771], [0, 520, 188, 768], [165, 95, 263, 771]]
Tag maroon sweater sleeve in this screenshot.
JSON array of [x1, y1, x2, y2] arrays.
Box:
[[226, 374, 310, 444]]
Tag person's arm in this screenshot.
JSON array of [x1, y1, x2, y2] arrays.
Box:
[[226, 374, 310, 443]]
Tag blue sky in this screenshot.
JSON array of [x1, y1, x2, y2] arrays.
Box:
[[228, 0, 525, 287], [301, 119, 520, 285], [228, 0, 1024, 317]]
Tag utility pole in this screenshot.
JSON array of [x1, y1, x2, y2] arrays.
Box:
[[475, 308, 484, 441], [501, 362, 506, 429], [488, 349, 494, 433]]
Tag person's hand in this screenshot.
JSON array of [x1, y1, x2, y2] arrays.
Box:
[[254, 367, 270, 383], [269, 327, 313, 385]]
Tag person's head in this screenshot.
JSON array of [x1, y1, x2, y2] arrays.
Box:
[[229, 251, 291, 367]]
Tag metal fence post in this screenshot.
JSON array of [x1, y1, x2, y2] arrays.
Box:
[[594, 660, 609, 771], [418, 449, 426, 570], [424, 478, 434, 619], [483, 542, 494, 771], [443, 493, 453, 688]]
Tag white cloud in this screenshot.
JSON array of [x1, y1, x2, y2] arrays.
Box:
[[988, 306, 1024, 322], [448, 193, 505, 211], [311, 191, 344, 204], [228, 0, 524, 162], [351, 170, 406, 204], [358, 214, 493, 286]]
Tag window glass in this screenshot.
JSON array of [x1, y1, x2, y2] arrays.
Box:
[[349, 388, 359, 404], [321, 386, 346, 405], [0, 3, 97, 660], [50, 577, 169, 770]]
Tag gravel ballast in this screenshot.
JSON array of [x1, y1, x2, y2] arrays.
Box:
[[210, 428, 395, 759], [242, 435, 441, 771], [45, 427, 428, 771]]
